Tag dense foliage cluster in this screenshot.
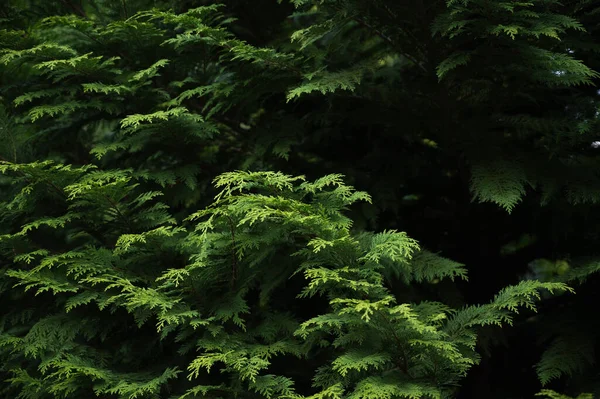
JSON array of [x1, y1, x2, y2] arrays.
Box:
[[1, 0, 600, 398]]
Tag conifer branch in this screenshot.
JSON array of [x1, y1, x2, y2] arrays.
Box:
[[102, 194, 134, 232], [375, 303, 412, 376], [344, 12, 427, 73], [0, 155, 66, 199], [59, 0, 87, 18], [379, 4, 428, 60]]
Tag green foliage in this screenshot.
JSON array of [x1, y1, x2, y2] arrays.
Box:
[[536, 335, 595, 386], [536, 390, 593, 399], [469, 160, 530, 213], [1, 0, 600, 398], [287, 64, 371, 101], [0, 161, 573, 398]]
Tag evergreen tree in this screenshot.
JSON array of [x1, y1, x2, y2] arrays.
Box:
[[0, 0, 599, 398]]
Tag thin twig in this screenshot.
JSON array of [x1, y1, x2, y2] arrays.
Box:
[[121, 0, 129, 19]]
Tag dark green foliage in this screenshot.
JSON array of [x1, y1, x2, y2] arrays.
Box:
[[0, 0, 600, 398]]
